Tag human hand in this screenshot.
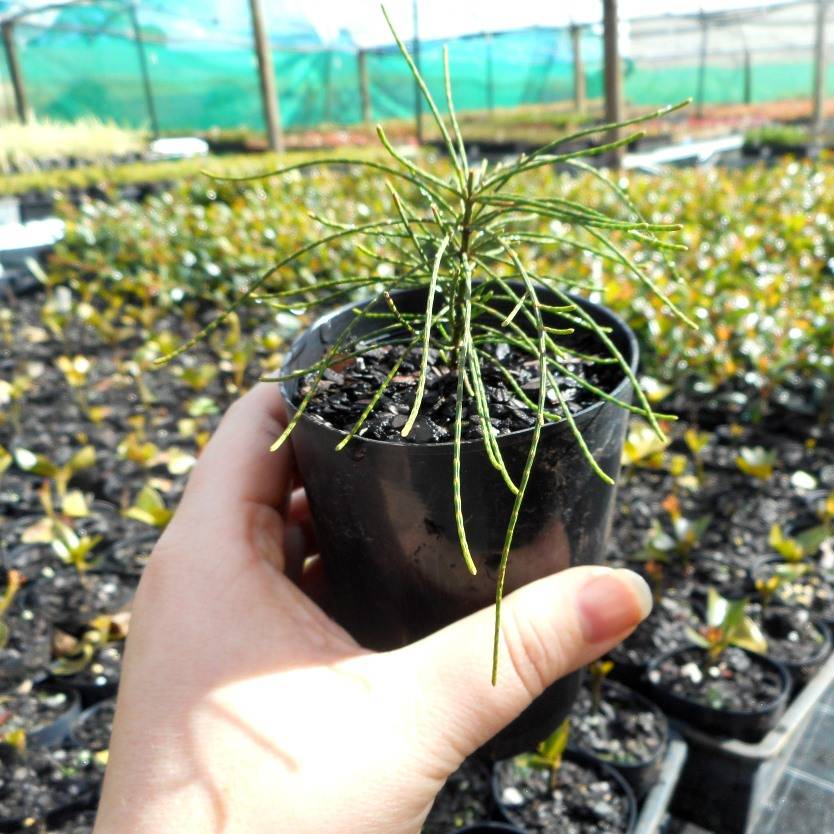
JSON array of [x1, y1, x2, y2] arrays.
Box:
[[94, 384, 652, 834]]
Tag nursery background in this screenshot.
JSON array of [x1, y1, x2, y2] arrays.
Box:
[[1, 1, 833, 834]]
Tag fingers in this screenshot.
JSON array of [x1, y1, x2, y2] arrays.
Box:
[[400, 566, 652, 762], [178, 383, 294, 520]]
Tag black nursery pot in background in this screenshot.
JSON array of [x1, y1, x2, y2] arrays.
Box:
[[281, 286, 638, 758], [646, 646, 791, 743]]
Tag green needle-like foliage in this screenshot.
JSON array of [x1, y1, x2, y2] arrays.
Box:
[[155, 7, 692, 681]]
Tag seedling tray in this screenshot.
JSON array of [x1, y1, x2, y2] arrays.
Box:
[[669, 651, 834, 834]]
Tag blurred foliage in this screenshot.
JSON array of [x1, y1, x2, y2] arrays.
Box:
[[45, 156, 834, 421]]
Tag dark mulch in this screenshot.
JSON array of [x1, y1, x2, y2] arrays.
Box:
[[299, 338, 620, 444], [0, 685, 74, 738], [570, 682, 665, 767], [494, 756, 632, 834], [648, 646, 784, 713], [0, 747, 98, 825], [422, 756, 492, 834]]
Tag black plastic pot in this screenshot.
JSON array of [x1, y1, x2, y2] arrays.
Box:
[[492, 748, 638, 834], [281, 285, 638, 758], [573, 679, 669, 800], [69, 696, 116, 751], [760, 608, 832, 690], [646, 646, 791, 743], [748, 555, 834, 629]]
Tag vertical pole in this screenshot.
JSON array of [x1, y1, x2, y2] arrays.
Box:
[[485, 32, 495, 112], [696, 13, 709, 119], [413, 0, 423, 143], [743, 48, 752, 105], [603, 0, 624, 168], [571, 24, 586, 114], [248, 0, 284, 152], [127, 2, 159, 137], [812, 0, 829, 142], [2, 22, 28, 123], [358, 49, 372, 124]]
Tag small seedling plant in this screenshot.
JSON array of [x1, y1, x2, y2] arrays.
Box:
[[0, 570, 23, 651], [517, 718, 571, 792], [687, 588, 767, 663], [156, 8, 692, 679]]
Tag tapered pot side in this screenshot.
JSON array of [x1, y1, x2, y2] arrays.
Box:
[[280, 285, 638, 758]]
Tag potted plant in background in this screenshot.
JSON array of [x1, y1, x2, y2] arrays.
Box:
[[158, 9, 692, 756]]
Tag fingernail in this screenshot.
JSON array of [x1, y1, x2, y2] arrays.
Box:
[[576, 569, 653, 643]]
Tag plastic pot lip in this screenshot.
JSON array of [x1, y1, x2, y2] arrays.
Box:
[[646, 644, 792, 719], [491, 747, 638, 833], [572, 678, 669, 772], [280, 285, 639, 455]]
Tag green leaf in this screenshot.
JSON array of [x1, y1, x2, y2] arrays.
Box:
[[123, 485, 173, 528]]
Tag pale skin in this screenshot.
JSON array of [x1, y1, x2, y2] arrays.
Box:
[[94, 383, 653, 834]]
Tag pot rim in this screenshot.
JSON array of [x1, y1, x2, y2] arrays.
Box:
[[280, 285, 640, 454], [646, 644, 792, 719]]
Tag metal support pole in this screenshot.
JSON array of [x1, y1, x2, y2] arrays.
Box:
[[127, 2, 159, 137], [248, 0, 284, 152], [812, 0, 829, 142], [2, 22, 28, 123], [603, 0, 623, 168], [358, 49, 372, 123], [571, 24, 586, 114], [696, 13, 709, 119], [413, 0, 423, 143]]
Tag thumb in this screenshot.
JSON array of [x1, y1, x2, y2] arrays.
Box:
[[400, 566, 652, 764]]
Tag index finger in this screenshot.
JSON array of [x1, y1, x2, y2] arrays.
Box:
[[179, 383, 294, 519]]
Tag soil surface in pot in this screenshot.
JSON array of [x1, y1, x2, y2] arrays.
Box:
[[757, 606, 830, 666], [0, 747, 97, 823], [648, 646, 783, 712], [27, 571, 134, 629], [422, 757, 491, 834], [753, 563, 834, 622], [495, 757, 632, 834], [569, 682, 665, 766], [298, 339, 621, 443], [0, 685, 73, 737]]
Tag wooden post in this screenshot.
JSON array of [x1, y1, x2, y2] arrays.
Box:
[[603, 0, 623, 168], [743, 48, 752, 105], [696, 13, 709, 119], [358, 49, 372, 123], [571, 24, 586, 114], [248, 0, 283, 152], [2, 22, 28, 123], [127, 2, 159, 137], [812, 0, 829, 142], [485, 32, 495, 112], [413, 0, 423, 143]]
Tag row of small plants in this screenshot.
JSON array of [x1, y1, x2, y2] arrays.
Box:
[[0, 148, 380, 200], [44, 156, 834, 428], [1, 275, 833, 831], [0, 119, 147, 176]]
